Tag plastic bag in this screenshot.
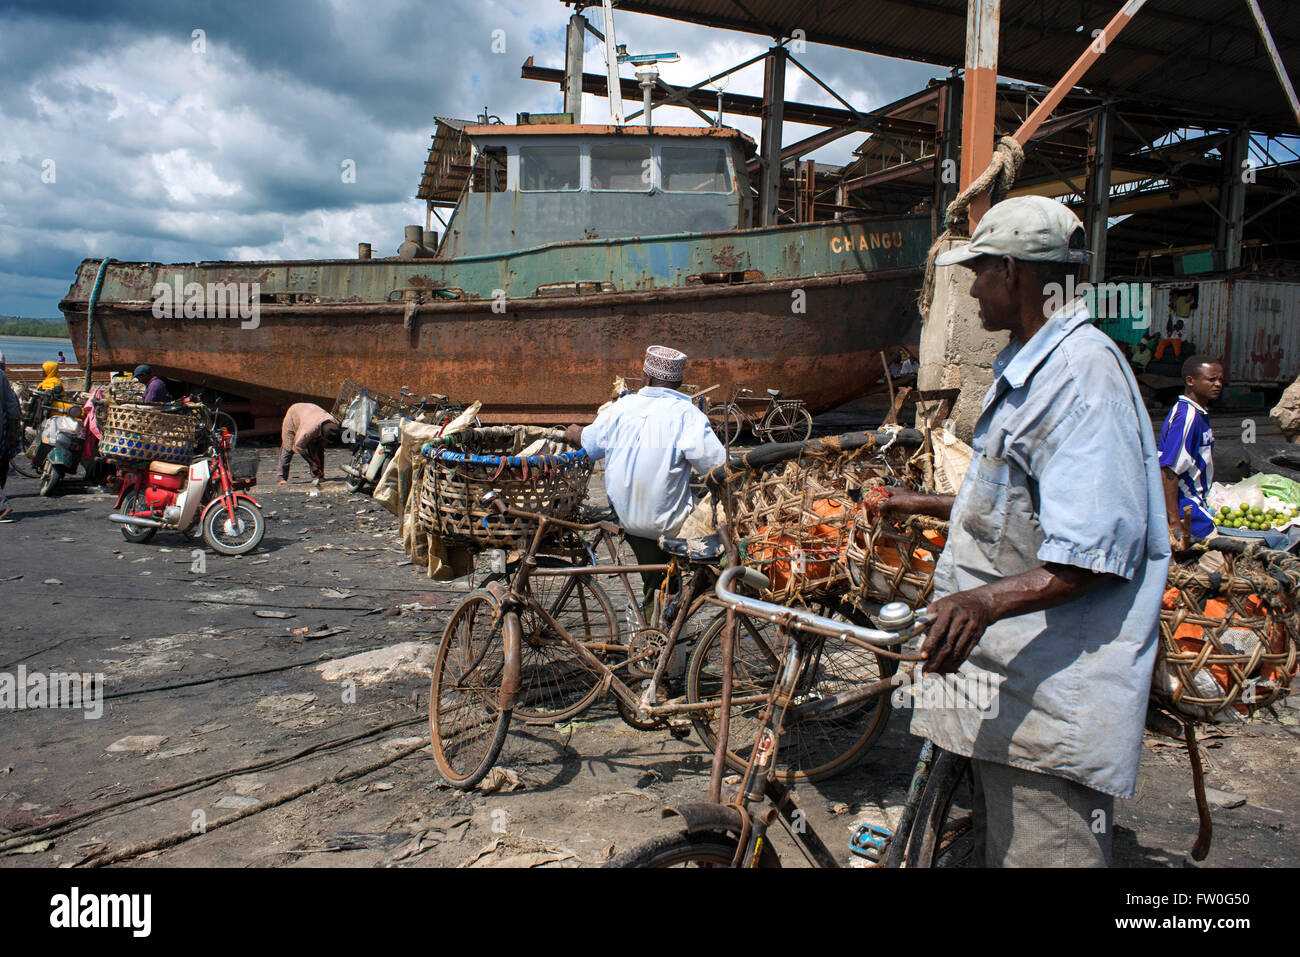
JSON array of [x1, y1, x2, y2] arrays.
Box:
[[341, 393, 377, 437]]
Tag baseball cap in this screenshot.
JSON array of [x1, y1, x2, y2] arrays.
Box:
[[935, 195, 1090, 268]]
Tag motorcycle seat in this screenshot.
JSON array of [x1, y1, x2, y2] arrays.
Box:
[[150, 461, 187, 476]]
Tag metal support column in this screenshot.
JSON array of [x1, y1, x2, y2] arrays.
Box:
[[934, 71, 962, 235], [564, 12, 587, 122], [1086, 101, 1115, 284], [760, 45, 787, 227], [960, 0, 1000, 228], [1219, 127, 1250, 270]]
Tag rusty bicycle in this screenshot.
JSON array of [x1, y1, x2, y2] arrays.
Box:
[[428, 497, 897, 789], [610, 566, 977, 868], [708, 385, 814, 445]]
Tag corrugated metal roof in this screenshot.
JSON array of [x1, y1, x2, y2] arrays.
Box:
[[416, 117, 476, 205], [608, 0, 1300, 132]]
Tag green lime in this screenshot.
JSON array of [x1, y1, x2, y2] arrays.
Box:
[[1239, 503, 1251, 513]]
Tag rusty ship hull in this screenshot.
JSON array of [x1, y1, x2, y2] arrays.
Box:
[[59, 216, 929, 423]]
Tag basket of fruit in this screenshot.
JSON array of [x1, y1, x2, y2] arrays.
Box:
[[1212, 501, 1298, 537]]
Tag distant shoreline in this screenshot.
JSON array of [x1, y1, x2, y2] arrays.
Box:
[[0, 333, 73, 344]]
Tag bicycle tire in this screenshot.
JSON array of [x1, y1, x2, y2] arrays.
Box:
[[8, 454, 38, 479], [214, 411, 239, 447], [903, 748, 976, 868], [684, 602, 897, 783], [759, 404, 813, 443], [430, 589, 513, 789], [607, 831, 781, 868], [707, 404, 744, 445], [512, 561, 617, 725]]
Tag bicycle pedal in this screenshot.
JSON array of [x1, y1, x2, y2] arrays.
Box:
[[668, 724, 692, 739], [849, 823, 892, 862]]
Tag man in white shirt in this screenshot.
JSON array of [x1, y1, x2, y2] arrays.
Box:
[[566, 345, 727, 601]]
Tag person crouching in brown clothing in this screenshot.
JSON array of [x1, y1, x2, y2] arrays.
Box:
[[278, 403, 342, 486]]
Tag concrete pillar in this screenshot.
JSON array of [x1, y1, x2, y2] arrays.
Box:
[[564, 13, 586, 122], [759, 46, 787, 227], [917, 239, 1008, 442]]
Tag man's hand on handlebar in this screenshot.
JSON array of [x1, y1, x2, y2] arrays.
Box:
[[563, 424, 584, 447], [920, 590, 994, 674]]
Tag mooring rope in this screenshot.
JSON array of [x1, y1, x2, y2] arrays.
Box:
[[916, 135, 1026, 319]]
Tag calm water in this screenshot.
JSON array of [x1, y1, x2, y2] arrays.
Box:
[[0, 334, 75, 365]]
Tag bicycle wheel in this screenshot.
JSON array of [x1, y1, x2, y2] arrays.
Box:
[[760, 404, 813, 443], [430, 589, 513, 789], [685, 602, 897, 783], [8, 454, 38, 479], [607, 831, 781, 868], [708, 404, 744, 445], [904, 749, 976, 868], [512, 561, 617, 725], [214, 411, 239, 447]]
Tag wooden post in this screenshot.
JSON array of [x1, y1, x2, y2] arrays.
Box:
[[564, 12, 586, 122], [960, 0, 1000, 229]]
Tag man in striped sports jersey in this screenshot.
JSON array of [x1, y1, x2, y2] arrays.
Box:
[[1158, 355, 1223, 548]]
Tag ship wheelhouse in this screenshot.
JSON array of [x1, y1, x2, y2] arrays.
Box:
[[437, 125, 756, 259]]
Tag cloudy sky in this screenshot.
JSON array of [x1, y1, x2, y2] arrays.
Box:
[[0, 0, 941, 318]]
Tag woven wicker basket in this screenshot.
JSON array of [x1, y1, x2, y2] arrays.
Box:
[[845, 515, 948, 611], [99, 403, 197, 465], [714, 431, 927, 602], [418, 426, 591, 550], [1152, 543, 1300, 723]]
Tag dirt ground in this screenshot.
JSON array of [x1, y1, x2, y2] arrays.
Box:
[[1, 407, 1297, 869]]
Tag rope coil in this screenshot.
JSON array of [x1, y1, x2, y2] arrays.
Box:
[[917, 135, 1026, 319]]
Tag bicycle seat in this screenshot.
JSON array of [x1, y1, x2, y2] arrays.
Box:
[[426, 393, 448, 403], [657, 533, 725, 564], [766, 389, 782, 398]]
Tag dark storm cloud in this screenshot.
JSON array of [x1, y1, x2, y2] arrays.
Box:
[[0, 0, 940, 317]]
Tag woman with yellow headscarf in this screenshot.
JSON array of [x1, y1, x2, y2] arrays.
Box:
[[37, 361, 62, 391]]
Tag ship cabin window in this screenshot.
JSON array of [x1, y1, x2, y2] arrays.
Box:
[[591, 143, 652, 191], [471, 146, 507, 193], [661, 146, 731, 193], [519, 145, 580, 191]]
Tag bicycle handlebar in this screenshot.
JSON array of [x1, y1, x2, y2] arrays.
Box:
[[714, 566, 928, 648]]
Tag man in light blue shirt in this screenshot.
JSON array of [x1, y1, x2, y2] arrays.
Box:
[[873, 196, 1170, 866], [566, 346, 726, 600]]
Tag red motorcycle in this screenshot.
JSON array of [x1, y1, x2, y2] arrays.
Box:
[[109, 424, 265, 555]]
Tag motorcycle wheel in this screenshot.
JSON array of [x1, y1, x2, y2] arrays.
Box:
[[202, 501, 265, 555], [118, 489, 157, 543], [345, 447, 370, 493], [39, 462, 65, 497]]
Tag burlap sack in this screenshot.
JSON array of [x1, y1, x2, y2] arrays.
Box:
[[374, 402, 481, 580], [931, 427, 973, 495]]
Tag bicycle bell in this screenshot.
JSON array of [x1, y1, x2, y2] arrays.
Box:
[[876, 602, 914, 632]]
